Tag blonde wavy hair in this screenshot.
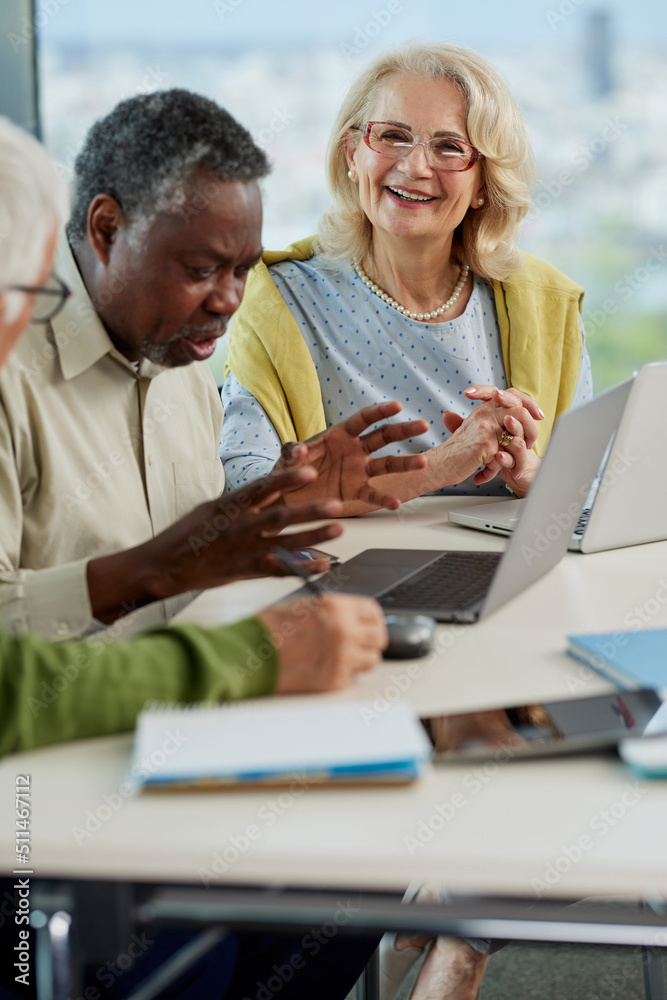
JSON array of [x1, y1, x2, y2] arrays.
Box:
[[316, 42, 536, 282]]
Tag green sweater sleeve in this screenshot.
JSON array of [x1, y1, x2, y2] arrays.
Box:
[[0, 618, 278, 755]]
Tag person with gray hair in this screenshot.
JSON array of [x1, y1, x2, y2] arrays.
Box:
[[0, 118, 387, 999], [0, 116, 68, 344], [66, 87, 270, 255], [0, 113, 389, 749], [0, 89, 424, 642], [222, 42, 591, 515]]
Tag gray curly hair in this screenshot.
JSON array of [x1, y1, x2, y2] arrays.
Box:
[[317, 42, 537, 282], [68, 89, 269, 248]]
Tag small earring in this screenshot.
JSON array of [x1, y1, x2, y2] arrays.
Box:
[[477, 197, 485, 206], [348, 169, 356, 181]]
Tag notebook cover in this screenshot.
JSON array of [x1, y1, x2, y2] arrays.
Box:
[[566, 628, 667, 692], [130, 700, 431, 790]]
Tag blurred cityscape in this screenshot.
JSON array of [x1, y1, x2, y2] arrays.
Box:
[[38, 6, 667, 390]]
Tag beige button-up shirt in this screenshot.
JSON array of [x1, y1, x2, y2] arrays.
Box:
[[0, 238, 225, 640]]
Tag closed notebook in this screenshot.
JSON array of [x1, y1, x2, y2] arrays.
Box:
[[130, 700, 432, 791], [566, 628, 667, 692]]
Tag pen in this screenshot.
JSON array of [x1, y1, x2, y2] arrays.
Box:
[[271, 545, 326, 596]]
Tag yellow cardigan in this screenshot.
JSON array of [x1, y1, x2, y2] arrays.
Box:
[[226, 236, 584, 456]]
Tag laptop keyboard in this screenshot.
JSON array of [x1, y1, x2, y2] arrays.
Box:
[[379, 551, 502, 612], [573, 508, 591, 536]]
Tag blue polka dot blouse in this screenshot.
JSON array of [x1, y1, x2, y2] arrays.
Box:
[[221, 259, 592, 494]]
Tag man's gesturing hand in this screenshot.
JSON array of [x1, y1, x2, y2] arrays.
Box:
[[87, 467, 344, 623], [273, 402, 429, 511]]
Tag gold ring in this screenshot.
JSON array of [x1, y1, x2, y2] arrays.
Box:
[[498, 429, 514, 448]]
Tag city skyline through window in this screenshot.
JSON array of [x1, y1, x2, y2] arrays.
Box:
[[38, 0, 667, 389]]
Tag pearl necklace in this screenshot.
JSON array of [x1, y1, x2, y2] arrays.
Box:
[[354, 261, 470, 322]]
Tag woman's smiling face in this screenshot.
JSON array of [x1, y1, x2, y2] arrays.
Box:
[[345, 73, 485, 250]]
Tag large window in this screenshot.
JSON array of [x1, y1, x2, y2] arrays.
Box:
[[38, 0, 667, 389]]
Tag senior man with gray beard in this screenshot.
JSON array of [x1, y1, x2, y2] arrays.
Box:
[[0, 89, 426, 643]]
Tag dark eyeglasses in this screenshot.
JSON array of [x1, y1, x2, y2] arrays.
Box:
[[3, 274, 71, 323]]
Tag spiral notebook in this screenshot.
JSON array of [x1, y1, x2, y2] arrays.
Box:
[[130, 700, 432, 791]]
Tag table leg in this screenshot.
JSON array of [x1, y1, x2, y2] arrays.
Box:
[[642, 898, 666, 1000], [361, 947, 380, 1000], [123, 928, 228, 1000], [48, 911, 72, 1000], [641, 946, 665, 1000]]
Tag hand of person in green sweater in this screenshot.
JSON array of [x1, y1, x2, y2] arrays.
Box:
[[0, 591, 390, 754], [260, 593, 388, 692]]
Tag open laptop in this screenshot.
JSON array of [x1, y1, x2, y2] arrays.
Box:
[[308, 377, 631, 623], [449, 361, 667, 554]]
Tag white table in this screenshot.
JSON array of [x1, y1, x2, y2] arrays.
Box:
[[2, 498, 667, 994], [175, 494, 667, 719]]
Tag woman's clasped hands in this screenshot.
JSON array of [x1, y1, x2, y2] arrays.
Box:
[[440, 384, 544, 497]]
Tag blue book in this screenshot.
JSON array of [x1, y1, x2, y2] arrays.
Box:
[[567, 628, 667, 691]]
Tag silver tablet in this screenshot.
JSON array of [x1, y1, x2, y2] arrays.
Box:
[[423, 690, 667, 763]]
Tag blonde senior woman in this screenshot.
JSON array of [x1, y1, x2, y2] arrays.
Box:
[[221, 42, 591, 513], [221, 41, 593, 998]]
